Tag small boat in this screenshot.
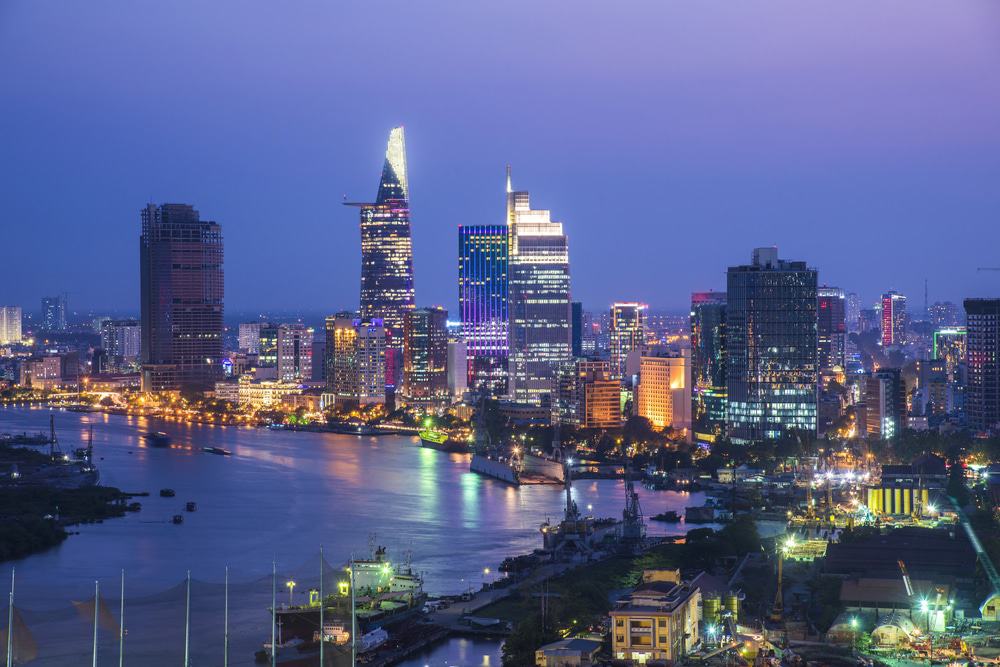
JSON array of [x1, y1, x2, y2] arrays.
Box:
[[418, 429, 469, 453], [143, 432, 171, 447], [159, 488, 176, 498], [185, 502, 197, 512], [171, 514, 184, 525], [202, 446, 232, 456]]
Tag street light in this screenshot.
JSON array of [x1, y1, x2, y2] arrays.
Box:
[[707, 624, 718, 647], [850, 617, 858, 649], [286, 580, 297, 605]]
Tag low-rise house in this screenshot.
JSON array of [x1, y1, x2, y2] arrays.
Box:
[[535, 637, 602, 666]]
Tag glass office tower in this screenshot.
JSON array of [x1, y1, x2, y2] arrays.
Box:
[[726, 247, 817, 443], [691, 291, 727, 442], [459, 224, 509, 395]]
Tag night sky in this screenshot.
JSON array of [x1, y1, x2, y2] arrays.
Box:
[[2, 1, 1000, 314]]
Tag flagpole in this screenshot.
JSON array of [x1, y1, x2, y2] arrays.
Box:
[[118, 569, 125, 667], [224, 566, 229, 667], [6, 568, 14, 667], [319, 547, 325, 667], [184, 571, 191, 667], [271, 560, 276, 667], [92, 580, 99, 667]]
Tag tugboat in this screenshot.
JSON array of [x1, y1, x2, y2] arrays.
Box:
[[202, 446, 232, 456], [185, 501, 197, 512], [159, 488, 176, 498], [143, 432, 171, 448], [171, 514, 184, 525]]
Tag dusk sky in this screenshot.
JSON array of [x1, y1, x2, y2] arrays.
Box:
[[2, 1, 1000, 315]]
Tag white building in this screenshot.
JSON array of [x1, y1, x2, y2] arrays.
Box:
[[0, 307, 22, 345], [277, 323, 313, 382], [238, 322, 263, 354], [447, 340, 467, 400]]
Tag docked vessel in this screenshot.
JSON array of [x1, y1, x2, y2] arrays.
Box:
[[143, 431, 171, 447], [418, 428, 469, 453], [468, 397, 521, 485], [259, 543, 426, 665], [202, 446, 232, 456]]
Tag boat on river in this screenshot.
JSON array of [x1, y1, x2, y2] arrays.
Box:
[[418, 428, 469, 453], [202, 446, 232, 456], [143, 431, 171, 447]]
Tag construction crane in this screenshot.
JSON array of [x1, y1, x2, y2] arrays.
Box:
[[898, 559, 914, 598]]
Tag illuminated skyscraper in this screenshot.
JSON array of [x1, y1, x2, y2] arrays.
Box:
[[845, 292, 861, 333], [726, 247, 817, 443], [964, 298, 1000, 434], [865, 368, 905, 439], [817, 286, 846, 371], [277, 323, 313, 382], [402, 307, 449, 404], [610, 302, 647, 380], [41, 295, 67, 331], [880, 291, 907, 346], [690, 291, 727, 442], [238, 322, 263, 354], [0, 307, 22, 345], [139, 203, 224, 392], [506, 167, 572, 404], [347, 127, 415, 340], [458, 224, 508, 394], [325, 315, 386, 406]]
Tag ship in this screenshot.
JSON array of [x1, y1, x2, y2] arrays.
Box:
[[143, 431, 171, 447], [260, 542, 426, 665], [202, 446, 232, 456], [418, 428, 469, 454]]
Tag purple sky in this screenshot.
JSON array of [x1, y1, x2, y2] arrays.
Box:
[[2, 1, 1000, 315]]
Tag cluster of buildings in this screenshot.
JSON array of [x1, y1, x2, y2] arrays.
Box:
[[2, 127, 999, 442]]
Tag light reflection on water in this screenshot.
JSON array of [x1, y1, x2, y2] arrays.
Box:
[[1, 406, 707, 665]]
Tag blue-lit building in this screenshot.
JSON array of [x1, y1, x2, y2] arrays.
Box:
[[459, 224, 509, 395], [691, 291, 727, 443], [726, 247, 818, 443]]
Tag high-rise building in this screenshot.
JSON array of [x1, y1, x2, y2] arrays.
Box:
[[41, 295, 67, 331], [865, 369, 906, 439], [571, 302, 583, 358], [100, 319, 141, 371], [880, 291, 907, 347], [690, 291, 726, 442], [348, 127, 415, 340], [726, 247, 818, 443], [139, 203, 224, 392], [964, 299, 1000, 433], [325, 316, 386, 406], [845, 292, 861, 333], [402, 307, 449, 404], [556, 359, 621, 429], [458, 224, 508, 394], [258, 324, 279, 368], [636, 352, 690, 435], [929, 301, 960, 328], [277, 323, 313, 382], [238, 322, 263, 354], [506, 167, 572, 404], [447, 340, 468, 400], [817, 286, 846, 372], [0, 307, 22, 345], [933, 327, 966, 382], [610, 302, 647, 380]]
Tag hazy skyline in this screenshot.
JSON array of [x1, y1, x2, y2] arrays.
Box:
[[2, 1, 1000, 314]]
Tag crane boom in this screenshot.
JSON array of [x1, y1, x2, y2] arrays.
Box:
[[898, 559, 914, 597]]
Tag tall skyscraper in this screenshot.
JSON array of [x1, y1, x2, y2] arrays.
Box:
[[139, 203, 224, 392], [610, 302, 647, 380], [276, 323, 313, 382], [636, 352, 690, 434], [506, 167, 572, 404], [880, 290, 907, 346], [845, 292, 861, 333], [0, 307, 22, 345], [402, 307, 449, 404], [348, 127, 415, 339], [41, 295, 67, 331], [726, 247, 818, 443], [817, 286, 846, 371], [964, 298, 1000, 434], [458, 224, 509, 395], [865, 368, 906, 439], [690, 291, 727, 442]]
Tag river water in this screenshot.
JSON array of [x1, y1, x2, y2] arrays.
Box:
[[0, 406, 707, 666]]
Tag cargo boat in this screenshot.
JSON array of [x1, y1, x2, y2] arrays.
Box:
[[143, 431, 171, 447], [418, 429, 469, 453]]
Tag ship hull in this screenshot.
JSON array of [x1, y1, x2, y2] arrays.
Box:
[[470, 454, 519, 485], [419, 437, 469, 454]]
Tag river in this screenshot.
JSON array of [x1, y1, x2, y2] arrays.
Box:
[[0, 406, 708, 666]]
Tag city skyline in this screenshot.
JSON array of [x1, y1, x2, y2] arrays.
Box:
[[3, 1, 1000, 312]]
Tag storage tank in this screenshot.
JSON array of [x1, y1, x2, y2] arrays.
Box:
[[703, 595, 722, 623], [724, 592, 741, 619]]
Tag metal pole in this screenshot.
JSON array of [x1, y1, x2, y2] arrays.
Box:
[[7, 568, 14, 667], [184, 571, 191, 667], [224, 566, 229, 667], [118, 569, 125, 667], [319, 547, 324, 667], [92, 580, 99, 667], [271, 561, 276, 667], [350, 557, 356, 667]]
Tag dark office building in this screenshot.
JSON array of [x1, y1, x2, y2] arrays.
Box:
[[690, 291, 727, 442], [865, 368, 906, 440], [571, 302, 583, 358], [817, 286, 846, 372], [726, 247, 818, 443], [41, 295, 67, 331], [458, 224, 509, 395], [139, 203, 224, 392], [402, 307, 449, 404], [258, 323, 279, 368], [965, 298, 1000, 434]]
